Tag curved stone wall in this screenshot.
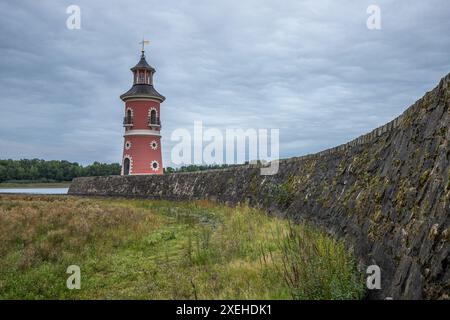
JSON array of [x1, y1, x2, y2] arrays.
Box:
[[69, 72, 450, 299]]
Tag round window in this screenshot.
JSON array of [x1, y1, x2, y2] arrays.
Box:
[[151, 160, 159, 171]]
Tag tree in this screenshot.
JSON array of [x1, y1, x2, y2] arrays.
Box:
[[0, 165, 7, 183], [0, 159, 121, 182]]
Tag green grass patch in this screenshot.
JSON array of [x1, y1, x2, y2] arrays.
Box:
[[0, 195, 365, 299]]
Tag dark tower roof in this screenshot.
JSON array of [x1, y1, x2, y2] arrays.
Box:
[[120, 84, 165, 101], [120, 51, 165, 102], [130, 52, 156, 72]]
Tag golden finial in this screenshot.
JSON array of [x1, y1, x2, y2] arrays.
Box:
[[139, 38, 150, 53]]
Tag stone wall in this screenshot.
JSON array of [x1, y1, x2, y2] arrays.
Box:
[[69, 72, 450, 300]]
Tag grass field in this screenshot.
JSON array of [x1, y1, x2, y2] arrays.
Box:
[[0, 195, 365, 299]]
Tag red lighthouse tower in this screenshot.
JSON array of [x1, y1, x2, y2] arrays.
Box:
[[120, 42, 165, 175]]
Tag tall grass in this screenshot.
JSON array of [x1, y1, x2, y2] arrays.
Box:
[[0, 195, 365, 299], [271, 222, 365, 299]]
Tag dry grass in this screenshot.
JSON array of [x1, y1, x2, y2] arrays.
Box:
[[0, 196, 157, 268]]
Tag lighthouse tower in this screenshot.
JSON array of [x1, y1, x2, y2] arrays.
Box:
[[120, 42, 165, 175]]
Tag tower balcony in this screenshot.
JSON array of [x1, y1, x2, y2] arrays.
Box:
[[123, 116, 134, 127], [148, 117, 161, 128]]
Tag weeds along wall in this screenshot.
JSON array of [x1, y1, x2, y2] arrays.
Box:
[[69, 73, 450, 300]]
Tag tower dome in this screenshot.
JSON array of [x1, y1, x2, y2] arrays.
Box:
[[120, 50, 165, 102]]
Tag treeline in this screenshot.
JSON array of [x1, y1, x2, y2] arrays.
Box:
[[0, 159, 121, 183], [0, 159, 253, 182], [163, 161, 268, 173], [164, 164, 238, 173]]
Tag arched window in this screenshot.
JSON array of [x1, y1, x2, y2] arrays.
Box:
[[150, 109, 157, 125], [124, 108, 133, 127], [123, 158, 131, 175]]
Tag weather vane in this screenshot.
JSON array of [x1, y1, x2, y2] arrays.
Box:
[[139, 39, 150, 53]]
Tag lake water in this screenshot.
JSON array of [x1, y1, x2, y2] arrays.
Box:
[[0, 188, 69, 194]]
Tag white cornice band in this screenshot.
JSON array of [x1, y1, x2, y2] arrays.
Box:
[[124, 129, 161, 137], [122, 96, 163, 103]]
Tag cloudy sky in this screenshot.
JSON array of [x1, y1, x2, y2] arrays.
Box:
[[0, 0, 449, 166]]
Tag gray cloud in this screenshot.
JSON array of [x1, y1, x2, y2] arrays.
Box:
[[0, 0, 449, 166]]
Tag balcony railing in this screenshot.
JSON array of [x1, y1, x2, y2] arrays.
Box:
[[148, 117, 161, 128], [123, 116, 133, 127]]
